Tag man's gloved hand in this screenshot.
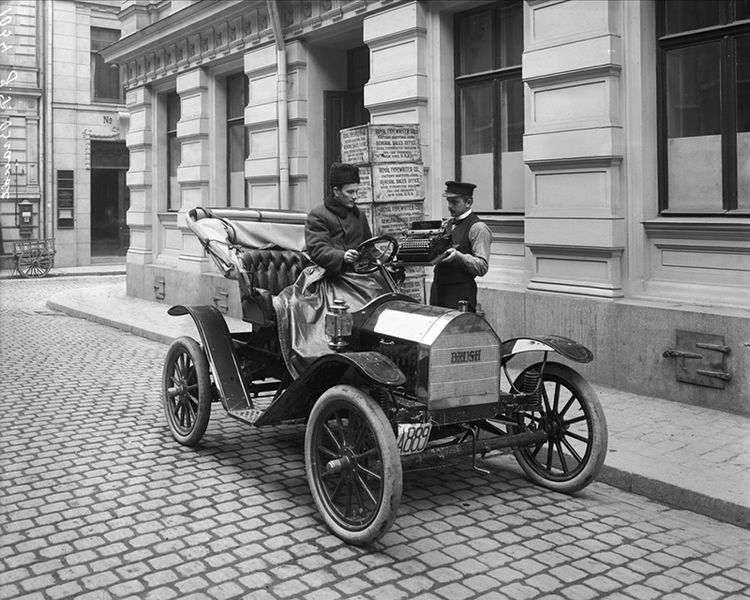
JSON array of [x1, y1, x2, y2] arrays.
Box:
[[344, 249, 360, 263]]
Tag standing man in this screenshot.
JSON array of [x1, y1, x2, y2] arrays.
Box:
[[305, 162, 372, 275], [430, 180, 491, 312]]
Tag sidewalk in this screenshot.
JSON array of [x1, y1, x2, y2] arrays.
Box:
[[45, 276, 750, 530]]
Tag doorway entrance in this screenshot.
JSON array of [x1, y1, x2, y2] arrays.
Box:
[[324, 45, 370, 191], [90, 140, 129, 258]]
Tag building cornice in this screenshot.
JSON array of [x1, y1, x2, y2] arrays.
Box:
[[101, 0, 407, 90]]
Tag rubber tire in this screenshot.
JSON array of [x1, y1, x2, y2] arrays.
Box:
[[162, 336, 212, 446], [511, 362, 608, 494], [305, 384, 402, 545]]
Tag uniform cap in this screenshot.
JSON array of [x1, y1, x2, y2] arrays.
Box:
[[442, 180, 476, 198]]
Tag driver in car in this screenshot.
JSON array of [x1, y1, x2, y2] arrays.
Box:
[[305, 162, 371, 275]]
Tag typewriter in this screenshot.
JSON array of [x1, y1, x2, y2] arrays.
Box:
[[396, 220, 453, 264]]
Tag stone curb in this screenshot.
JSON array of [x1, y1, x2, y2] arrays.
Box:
[[0, 268, 126, 280], [599, 464, 749, 530]]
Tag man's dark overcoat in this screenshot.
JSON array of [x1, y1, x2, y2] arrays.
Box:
[[305, 195, 372, 275]]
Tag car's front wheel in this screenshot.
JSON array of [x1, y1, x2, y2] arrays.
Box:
[[305, 385, 402, 545], [510, 362, 608, 494]]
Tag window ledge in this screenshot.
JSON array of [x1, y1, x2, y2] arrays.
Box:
[[643, 217, 750, 241]]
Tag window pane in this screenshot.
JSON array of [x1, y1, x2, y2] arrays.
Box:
[[500, 78, 524, 210], [168, 136, 180, 210], [738, 36, 750, 208], [666, 43, 723, 210], [460, 82, 493, 155], [663, 0, 725, 34], [228, 123, 246, 208], [92, 53, 120, 101], [498, 1, 523, 68], [666, 43, 721, 138], [500, 76, 523, 152], [458, 10, 493, 75], [167, 93, 180, 131], [736, 0, 750, 20], [227, 74, 247, 119], [91, 27, 119, 52], [459, 82, 493, 210]]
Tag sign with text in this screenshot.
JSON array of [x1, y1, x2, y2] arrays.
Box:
[[341, 124, 421, 165], [373, 201, 424, 237]]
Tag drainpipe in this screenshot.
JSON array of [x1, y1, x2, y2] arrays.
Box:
[[266, 0, 289, 210], [44, 0, 54, 241]]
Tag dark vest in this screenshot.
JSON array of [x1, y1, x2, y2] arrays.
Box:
[[434, 212, 482, 285]]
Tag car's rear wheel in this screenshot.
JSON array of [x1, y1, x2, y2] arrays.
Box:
[[305, 385, 402, 545], [162, 336, 212, 446], [510, 362, 608, 493]]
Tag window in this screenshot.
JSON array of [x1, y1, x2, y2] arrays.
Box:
[[227, 73, 248, 208], [657, 0, 750, 213], [455, 1, 523, 212], [167, 93, 181, 211], [91, 27, 122, 103]]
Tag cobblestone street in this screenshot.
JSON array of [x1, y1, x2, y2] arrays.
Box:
[[1, 276, 748, 600]]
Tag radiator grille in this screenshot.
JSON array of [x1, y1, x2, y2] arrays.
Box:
[[428, 323, 500, 411]]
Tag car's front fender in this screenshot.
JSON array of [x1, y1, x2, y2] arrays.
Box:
[[502, 335, 594, 364], [254, 351, 405, 427]]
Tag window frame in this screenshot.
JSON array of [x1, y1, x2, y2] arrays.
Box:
[[166, 92, 181, 212], [656, 0, 749, 215], [90, 27, 123, 104], [226, 73, 249, 208], [453, 0, 524, 214]]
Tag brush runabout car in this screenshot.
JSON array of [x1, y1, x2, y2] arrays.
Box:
[[162, 207, 608, 545]]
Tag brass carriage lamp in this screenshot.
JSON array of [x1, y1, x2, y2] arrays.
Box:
[[325, 299, 353, 352]]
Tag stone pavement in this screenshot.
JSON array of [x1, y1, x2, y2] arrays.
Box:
[[41, 272, 750, 531], [1, 275, 749, 600]]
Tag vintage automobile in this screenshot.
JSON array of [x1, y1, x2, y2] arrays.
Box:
[[162, 206, 608, 545]]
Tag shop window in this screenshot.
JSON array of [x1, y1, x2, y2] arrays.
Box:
[[91, 27, 122, 103], [657, 0, 750, 213], [227, 73, 249, 208], [455, 0, 523, 212], [167, 92, 181, 211]]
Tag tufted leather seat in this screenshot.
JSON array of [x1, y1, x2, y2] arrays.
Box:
[[240, 249, 310, 324]]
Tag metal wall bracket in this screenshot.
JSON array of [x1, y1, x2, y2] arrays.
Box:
[[154, 275, 166, 300], [663, 330, 732, 389]]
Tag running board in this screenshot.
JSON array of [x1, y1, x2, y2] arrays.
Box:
[[228, 408, 266, 425]]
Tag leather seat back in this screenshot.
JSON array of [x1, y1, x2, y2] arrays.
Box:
[[240, 249, 310, 324]]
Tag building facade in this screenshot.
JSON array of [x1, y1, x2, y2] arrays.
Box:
[[101, 0, 749, 415], [0, 0, 128, 271]]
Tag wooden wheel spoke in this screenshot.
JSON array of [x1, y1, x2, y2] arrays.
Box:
[[545, 443, 554, 471], [356, 463, 382, 481], [560, 436, 583, 464], [564, 430, 589, 444], [354, 447, 378, 461], [355, 473, 378, 505], [317, 445, 338, 460], [530, 442, 545, 459], [564, 415, 587, 427], [323, 423, 343, 451], [344, 480, 353, 518], [558, 395, 576, 419], [555, 440, 568, 472]]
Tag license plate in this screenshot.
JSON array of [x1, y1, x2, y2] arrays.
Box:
[[397, 422, 432, 455]]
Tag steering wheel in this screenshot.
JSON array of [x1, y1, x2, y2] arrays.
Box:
[[351, 236, 399, 274]]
